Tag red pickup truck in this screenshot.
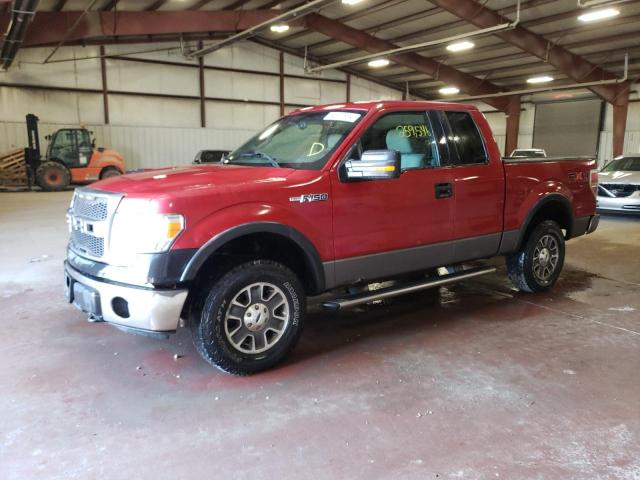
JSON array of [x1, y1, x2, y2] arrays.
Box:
[[64, 101, 599, 375]]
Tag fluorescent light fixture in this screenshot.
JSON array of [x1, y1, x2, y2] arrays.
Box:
[[527, 75, 554, 84], [270, 24, 290, 33], [578, 8, 619, 22], [439, 86, 460, 95], [368, 58, 389, 68], [342, 0, 363, 4], [446, 41, 475, 52]]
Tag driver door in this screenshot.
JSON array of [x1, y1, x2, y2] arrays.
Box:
[[330, 110, 455, 286]]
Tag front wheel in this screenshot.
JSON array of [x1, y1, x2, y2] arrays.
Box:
[[506, 220, 565, 293], [191, 260, 306, 375], [36, 161, 71, 191]]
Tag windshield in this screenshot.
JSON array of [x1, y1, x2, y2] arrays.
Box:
[[225, 110, 364, 170], [602, 156, 640, 172]]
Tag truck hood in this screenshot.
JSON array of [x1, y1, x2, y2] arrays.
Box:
[[93, 163, 296, 196], [598, 170, 640, 185]]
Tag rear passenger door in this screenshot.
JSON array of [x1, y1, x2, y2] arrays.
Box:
[[437, 110, 505, 262]]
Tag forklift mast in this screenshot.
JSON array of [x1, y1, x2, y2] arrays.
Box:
[[25, 114, 42, 178]]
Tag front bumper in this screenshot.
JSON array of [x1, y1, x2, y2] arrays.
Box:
[[64, 262, 188, 333], [597, 194, 640, 214]]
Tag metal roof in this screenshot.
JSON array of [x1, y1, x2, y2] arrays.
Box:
[[2, 0, 639, 103]]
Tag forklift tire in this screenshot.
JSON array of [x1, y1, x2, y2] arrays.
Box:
[[100, 166, 121, 179], [36, 162, 71, 191]]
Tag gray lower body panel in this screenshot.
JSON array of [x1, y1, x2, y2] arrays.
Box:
[[323, 233, 502, 288]]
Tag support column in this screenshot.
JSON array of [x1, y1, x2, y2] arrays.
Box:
[[99, 46, 109, 124], [198, 41, 205, 128], [346, 74, 350, 102], [504, 95, 520, 156], [279, 51, 284, 116], [612, 84, 630, 157]]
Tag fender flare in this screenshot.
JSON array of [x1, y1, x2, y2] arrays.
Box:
[[180, 222, 326, 293], [515, 193, 573, 249]]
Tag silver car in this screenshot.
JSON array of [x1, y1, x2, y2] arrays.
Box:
[[597, 156, 640, 214]]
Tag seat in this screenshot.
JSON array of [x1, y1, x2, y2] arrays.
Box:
[[326, 133, 342, 150], [385, 129, 425, 169]]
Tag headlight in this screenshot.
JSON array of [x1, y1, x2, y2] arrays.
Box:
[[109, 198, 184, 255]]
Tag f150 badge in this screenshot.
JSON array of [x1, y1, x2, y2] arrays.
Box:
[[289, 193, 329, 203]]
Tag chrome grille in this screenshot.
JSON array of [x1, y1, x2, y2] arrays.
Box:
[[71, 230, 105, 258], [599, 183, 639, 198], [73, 194, 108, 220], [67, 189, 122, 261]]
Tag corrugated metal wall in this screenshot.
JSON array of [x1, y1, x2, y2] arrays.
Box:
[[0, 41, 406, 169], [0, 121, 258, 169]]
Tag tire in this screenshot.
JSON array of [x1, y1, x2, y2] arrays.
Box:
[[506, 220, 565, 293], [191, 260, 306, 375], [100, 166, 121, 179], [36, 161, 71, 191]]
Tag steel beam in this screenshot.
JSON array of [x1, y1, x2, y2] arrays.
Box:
[[6, 10, 306, 47], [612, 87, 630, 157], [428, 0, 630, 104], [304, 13, 513, 111]]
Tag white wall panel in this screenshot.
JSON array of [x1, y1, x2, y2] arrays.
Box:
[[0, 88, 103, 124], [8, 46, 102, 90], [206, 102, 279, 131], [106, 59, 199, 96], [204, 70, 279, 102], [284, 77, 320, 105], [320, 81, 347, 105], [349, 76, 401, 102], [204, 43, 279, 73], [108, 95, 200, 127]]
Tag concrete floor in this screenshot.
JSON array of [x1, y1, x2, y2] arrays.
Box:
[[1, 191, 639, 480]]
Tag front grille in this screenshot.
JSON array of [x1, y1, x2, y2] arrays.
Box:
[[71, 230, 105, 258], [73, 194, 108, 220], [599, 183, 640, 198]]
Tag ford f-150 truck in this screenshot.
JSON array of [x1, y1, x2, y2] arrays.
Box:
[[64, 101, 600, 375]]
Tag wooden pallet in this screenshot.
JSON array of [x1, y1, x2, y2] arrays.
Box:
[[0, 149, 28, 187]]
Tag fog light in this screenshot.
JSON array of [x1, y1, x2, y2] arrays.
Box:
[[112, 297, 130, 318]]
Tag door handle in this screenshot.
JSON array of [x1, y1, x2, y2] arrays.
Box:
[[435, 182, 453, 199]]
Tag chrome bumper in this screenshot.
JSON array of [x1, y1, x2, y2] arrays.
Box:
[[64, 262, 188, 333]]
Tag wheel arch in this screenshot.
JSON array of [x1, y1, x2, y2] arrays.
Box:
[[516, 194, 574, 250], [181, 222, 326, 295]]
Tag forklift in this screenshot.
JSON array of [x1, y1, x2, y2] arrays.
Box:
[[24, 114, 125, 191]]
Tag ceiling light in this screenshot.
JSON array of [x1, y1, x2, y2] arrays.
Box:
[[446, 41, 475, 52], [439, 86, 460, 95], [527, 75, 554, 84], [578, 8, 619, 22], [270, 24, 290, 33], [368, 58, 389, 68], [342, 0, 364, 4]]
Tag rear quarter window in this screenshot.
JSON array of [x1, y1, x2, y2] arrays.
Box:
[[445, 111, 488, 165]]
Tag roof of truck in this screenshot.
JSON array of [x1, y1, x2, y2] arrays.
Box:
[[290, 100, 479, 115]]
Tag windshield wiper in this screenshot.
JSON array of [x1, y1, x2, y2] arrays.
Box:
[[236, 151, 280, 168]]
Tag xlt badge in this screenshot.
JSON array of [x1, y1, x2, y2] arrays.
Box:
[[289, 193, 329, 203]]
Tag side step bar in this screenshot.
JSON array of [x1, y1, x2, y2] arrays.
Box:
[[322, 266, 496, 311]]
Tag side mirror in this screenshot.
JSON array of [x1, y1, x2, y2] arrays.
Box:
[[344, 150, 401, 181]]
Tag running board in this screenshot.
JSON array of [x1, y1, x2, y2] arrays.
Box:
[[322, 266, 496, 311]]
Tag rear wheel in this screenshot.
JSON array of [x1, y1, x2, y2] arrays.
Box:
[[100, 166, 121, 179], [36, 161, 71, 191], [506, 220, 565, 293], [191, 260, 306, 375]]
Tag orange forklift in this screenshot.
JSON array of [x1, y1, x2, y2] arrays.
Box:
[[25, 114, 125, 191]]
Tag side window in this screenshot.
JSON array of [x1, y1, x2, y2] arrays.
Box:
[[445, 111, 488, 165], [354, 111, 440, 170], [77, 130, 91, 149]]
